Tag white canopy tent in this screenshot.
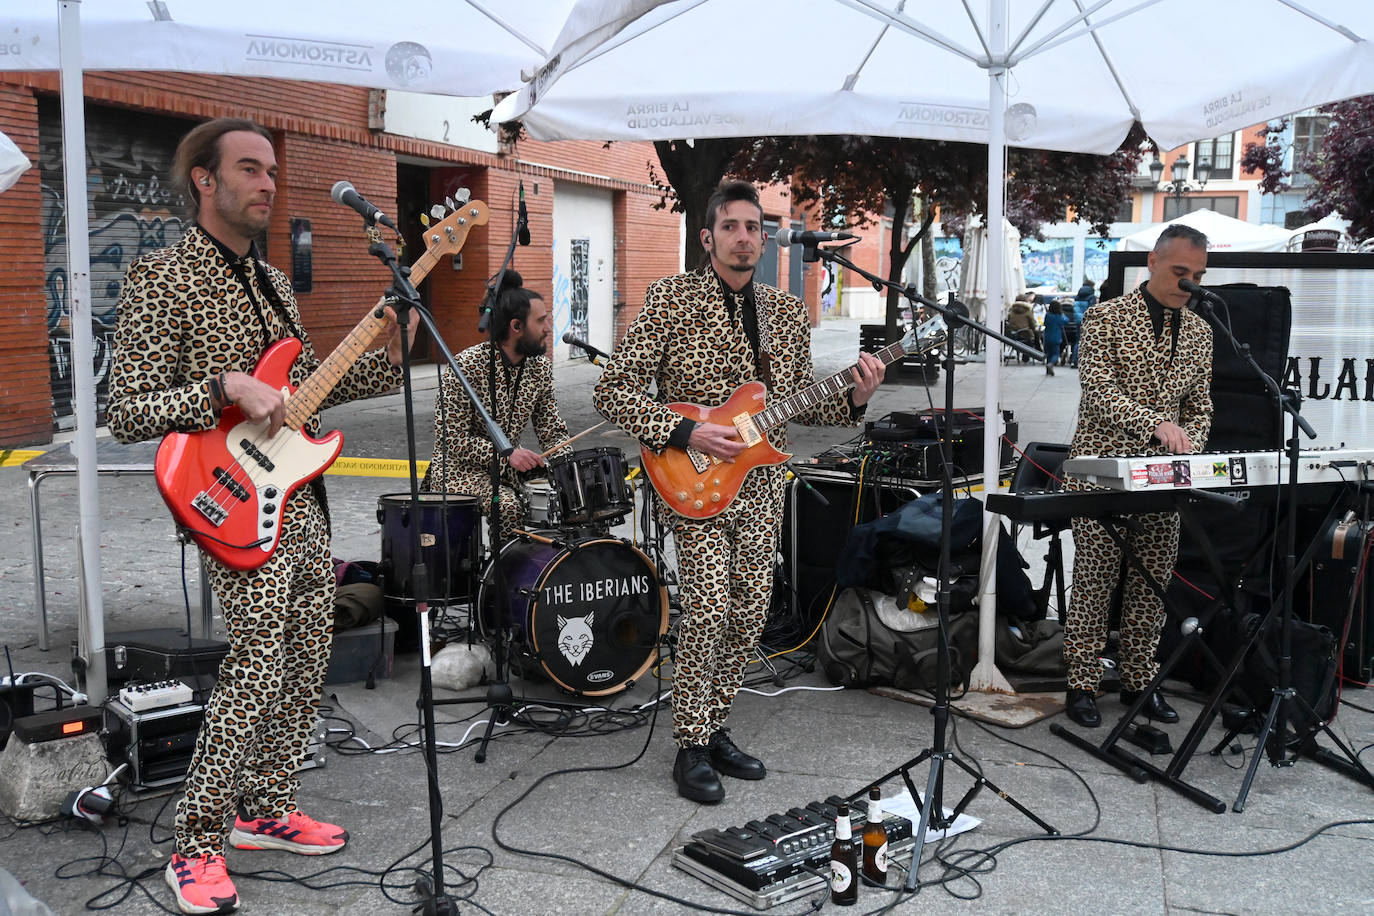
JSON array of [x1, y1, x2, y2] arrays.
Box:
[[7, 0, 582, 701], [1285, 212, 1355, 252], [496, 0, 1374, 692], [959, 219, 1026, 324], [1118, 208, 1293, 253]]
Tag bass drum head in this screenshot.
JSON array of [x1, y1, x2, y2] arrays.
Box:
[[481, 537, 667, 696]]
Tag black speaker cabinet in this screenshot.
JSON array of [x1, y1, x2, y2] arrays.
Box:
[[780, 469, 924, 632], [1204, 284, 1292, 452]]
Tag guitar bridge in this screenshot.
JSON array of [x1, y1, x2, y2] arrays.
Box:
[[192, 492, 229, 527], [685, 447, 712, 474]]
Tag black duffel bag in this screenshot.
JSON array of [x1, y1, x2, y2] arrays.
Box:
[[817, 585, 978, 693]]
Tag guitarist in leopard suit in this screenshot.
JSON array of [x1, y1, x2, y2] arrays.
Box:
[[593, 181, 884, 802], [106, 118, 410, 915]]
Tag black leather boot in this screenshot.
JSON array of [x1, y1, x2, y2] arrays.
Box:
[[1121, 689, 1179, 723], [673, 746, 725, 803], [1064, 688, 1101, 727], [708, 728, 766, 780]]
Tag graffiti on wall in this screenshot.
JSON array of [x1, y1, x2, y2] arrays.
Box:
[[39, 104, 189, 428], [568, 238, 590, 351]]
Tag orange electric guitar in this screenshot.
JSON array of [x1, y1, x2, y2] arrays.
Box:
[[155, 200, 490, 570], [641, 315, 947, 519]]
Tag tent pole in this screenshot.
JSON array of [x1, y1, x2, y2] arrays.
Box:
[[59, 0, 108, 702], [971, 0, 1014, 694]]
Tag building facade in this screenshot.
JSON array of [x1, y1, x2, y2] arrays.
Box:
[[0, 73, 819, 447]]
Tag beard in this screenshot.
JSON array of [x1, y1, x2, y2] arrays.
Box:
[[514, 333, 547, 358]]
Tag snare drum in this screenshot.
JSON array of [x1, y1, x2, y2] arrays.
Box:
[[546, 446, 633, 527], [478, 534, 667, 695], [523, 479, 561, 528]]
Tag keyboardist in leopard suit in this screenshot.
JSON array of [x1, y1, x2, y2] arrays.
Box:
[[1062, 224, 1214, 728], [106, 118, 410, 914], [594, 182, 885, 803]]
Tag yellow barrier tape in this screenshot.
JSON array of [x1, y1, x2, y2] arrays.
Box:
[[327, 456, 430, 478], [1, 449, 45, 467]]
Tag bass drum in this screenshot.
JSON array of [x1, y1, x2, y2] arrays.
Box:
[[479, 535, 667, 695]]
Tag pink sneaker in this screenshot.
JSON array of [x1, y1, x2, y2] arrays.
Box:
[[165, 853, 238, 914], [228, 811, 348, 855]]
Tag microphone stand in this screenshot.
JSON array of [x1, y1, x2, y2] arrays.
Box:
[[799, 243, 1054, 887], [358, 216, 512, 916], [1188, 293, 1374, 809]]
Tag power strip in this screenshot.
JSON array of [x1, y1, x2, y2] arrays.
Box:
[[119, 680, 194, 713]]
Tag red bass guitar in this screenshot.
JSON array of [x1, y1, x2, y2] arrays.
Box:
[[155, 200, 489, 570]]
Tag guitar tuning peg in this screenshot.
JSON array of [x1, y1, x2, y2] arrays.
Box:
[[454, 188, 471, 204], [444, 196, 456, 211], [429, 203, 446, 220], [419, 213, 431, 227]]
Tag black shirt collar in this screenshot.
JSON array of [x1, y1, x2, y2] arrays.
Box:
[[197, 224, 261, 268], [1138, 282, 1181, 358]]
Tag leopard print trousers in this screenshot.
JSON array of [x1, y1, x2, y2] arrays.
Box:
[[174, 490, 334, 856], [1064, 511, 1180, 693], [669, 468, 784, 748]]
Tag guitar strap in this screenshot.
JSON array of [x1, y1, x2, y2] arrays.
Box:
[[207, 231, 330, 529]]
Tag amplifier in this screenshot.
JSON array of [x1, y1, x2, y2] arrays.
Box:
[[672, 794, 914, 909], [104, 698, 204, 790]]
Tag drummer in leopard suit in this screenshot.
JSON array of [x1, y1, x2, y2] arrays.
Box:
[[423, 270, 572, 542], [593, 181, 885, 803], [1062, 223, 1214, 729]]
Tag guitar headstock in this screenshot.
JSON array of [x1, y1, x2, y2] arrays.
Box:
[[902, 313, 948, 356], [418, 195, 490, 259]]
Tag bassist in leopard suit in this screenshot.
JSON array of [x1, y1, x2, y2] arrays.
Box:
[[107, 118, 409, 915], [593, 181, 884, 802], [1062, 224, 1214, 729]]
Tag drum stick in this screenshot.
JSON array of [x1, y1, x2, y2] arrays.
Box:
[[512, 529, 557, 545], [539, 421, 607, 459]]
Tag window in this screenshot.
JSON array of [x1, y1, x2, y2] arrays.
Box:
[[1194, 133, 1234, 180], [1162, 195, 1239, 221], [1114, 197, 1134, 223], [1292, 115, 1330, 172]]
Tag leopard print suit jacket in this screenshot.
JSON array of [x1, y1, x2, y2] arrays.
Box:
[[1068, 286, 1213, 472], [423, 341, 571, 494], [593, 267, 860, 456], [107, 226, 402, 444]]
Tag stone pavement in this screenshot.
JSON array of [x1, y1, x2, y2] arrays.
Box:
[[1, 317, 1372, 914]]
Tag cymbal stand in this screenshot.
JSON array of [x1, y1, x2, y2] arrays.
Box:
[[804, 243, 1055, 887]]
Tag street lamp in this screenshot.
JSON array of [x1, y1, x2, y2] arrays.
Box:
[[1149, 152, 1212, 201]]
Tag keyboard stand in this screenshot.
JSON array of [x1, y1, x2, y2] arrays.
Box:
[[1052, 484, 1357, 812]]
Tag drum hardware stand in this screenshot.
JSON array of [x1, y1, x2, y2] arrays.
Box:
[[356, 205, 513, 916], [804, 243, 1056, 886]]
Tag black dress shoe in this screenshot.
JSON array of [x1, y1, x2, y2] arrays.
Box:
[[1121, 689, 1179, 723], [708, 728, 767, 780], [1064, 688, 1101, 728], [673, 746, 725, 803]]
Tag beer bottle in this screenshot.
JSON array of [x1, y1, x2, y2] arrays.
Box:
[[829, 803, 858, 906], [861, 787, 889, 887]]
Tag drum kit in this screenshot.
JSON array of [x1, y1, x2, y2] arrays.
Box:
[[377, 445, 668, 696]]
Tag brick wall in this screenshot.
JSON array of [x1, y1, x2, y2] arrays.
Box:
[[0, 73, 689, 446], [0, 86, 50, 445]]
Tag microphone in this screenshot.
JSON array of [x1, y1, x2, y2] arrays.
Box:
[[517, 180, 531, 246], [1178, 278, 1226, 309], [330, 180, 398, 232], [562, 331, 611, 365], [774, 227, 858, 247]]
